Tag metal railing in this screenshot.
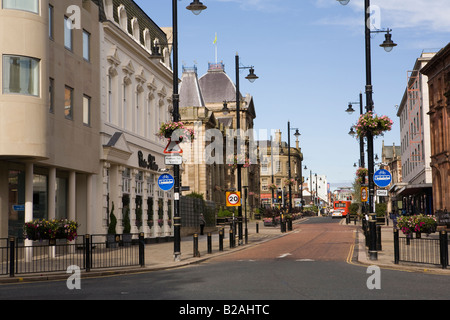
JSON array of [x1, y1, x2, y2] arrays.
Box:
[[0, 234, 145, 277], [394, 229, 449, 269]]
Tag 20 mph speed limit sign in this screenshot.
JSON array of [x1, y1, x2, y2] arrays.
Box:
[[226, 191, 241, 207]]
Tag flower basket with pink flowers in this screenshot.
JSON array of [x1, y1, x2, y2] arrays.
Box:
[[353, 111, 393, 139]]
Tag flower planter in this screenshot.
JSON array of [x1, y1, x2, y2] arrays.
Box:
[[122, 233, 132, 247], [24, 219, 78, 242], [107, 234, 118, 248]]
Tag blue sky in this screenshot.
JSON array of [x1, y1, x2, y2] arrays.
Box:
[[135, 0, 450, 189]]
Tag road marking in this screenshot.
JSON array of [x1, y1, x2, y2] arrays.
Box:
[[296, 259, 315, 262], [277, 253, 292, 259]]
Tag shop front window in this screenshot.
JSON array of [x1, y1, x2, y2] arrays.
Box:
[[8, 170, 48, 239], [8, 170, 25, 239]]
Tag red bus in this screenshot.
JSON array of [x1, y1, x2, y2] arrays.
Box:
[[333, 201, 351, 217]]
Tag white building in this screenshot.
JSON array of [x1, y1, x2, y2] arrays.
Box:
[[305, 173, 328, 206], [95, 0, 175, 239], [395, 50, 435, 215]]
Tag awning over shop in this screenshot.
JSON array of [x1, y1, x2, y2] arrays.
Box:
[[396, 183, 432, 196]]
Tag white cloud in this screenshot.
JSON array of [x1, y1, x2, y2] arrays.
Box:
[[213, 0, 286, 12], [338, 0, 450, 32]]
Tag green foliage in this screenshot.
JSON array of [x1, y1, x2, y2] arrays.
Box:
[[108, 202, 117, 235], [218, 207, 234, 218], [185, 192, 204, 200], [375, 203, 387, 217], [349, 203, 359, 215], [123, 207, 131, 234]]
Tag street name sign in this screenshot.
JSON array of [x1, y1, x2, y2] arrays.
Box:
[[165, 155, 183, 165], [376, 189, 388, 197]]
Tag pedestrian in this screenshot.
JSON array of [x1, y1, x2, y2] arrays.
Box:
[[199, 213, 206, 235]]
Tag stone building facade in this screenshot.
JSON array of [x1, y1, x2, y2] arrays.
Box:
[[0, 0, 101, 239], [421, 43, 450, 212]]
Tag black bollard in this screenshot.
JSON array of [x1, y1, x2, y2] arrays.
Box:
[[376, 225, 382, 251], [369, 220, 378, 260], [9, 237, 15, 278], [193, 234, 200, 257], [394, 229, 399, 264], [219, 228, 224, 251], [207, 232, 212, 254], [229, 229, 234, 248]]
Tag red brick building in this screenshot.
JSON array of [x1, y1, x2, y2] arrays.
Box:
[[421, 43, 450, 211]]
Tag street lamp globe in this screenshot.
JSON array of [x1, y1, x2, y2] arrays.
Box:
[[245, 67, 259, 83], [380, 31, 397, 52], [337, 0, 350, 5], [348, 127, 356, 136], [345, 103, 355, 114], [186, 0, 207, 15], [221, 101, 230, 115]]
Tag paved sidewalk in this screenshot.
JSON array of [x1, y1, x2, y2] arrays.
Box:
[[347, 218, 450, 275], [0, 220, 290, 283], [1, 217, 448, 284]]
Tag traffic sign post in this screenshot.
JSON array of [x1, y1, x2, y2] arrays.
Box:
[[157, 174, 175, 192], [373, 169, 392, 188], [361, 186, 368, 203], [226, 191, 241, 207], [164, 138, 183, 154]]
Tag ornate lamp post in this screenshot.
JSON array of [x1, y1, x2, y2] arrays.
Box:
[[337, 0, 397, 260], [172, 0, 207, 261]]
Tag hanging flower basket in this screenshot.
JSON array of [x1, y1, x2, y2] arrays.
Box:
[[353, 111, 393, 138], [24, 219, 79, 241], [268, 183, 277, 190], [355, 167, 368, 184], [227, 154, 251, 170], [284, 178, 295, 186], [157, 121, 195, 141]]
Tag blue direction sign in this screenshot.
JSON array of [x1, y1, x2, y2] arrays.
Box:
[[373, 169, 392, 188], [158, 173, 175, 191]]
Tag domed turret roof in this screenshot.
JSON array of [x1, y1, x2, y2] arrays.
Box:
[[198, 62, 242, 104]]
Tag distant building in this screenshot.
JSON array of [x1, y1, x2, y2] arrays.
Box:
[[421, 43, 450, 212], [178, 62, 260, 211], [381, 142, 402, 214], [258, 130, 303, 209]]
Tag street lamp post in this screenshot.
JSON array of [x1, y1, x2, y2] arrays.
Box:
[[337, 0, 397, 261], [234, 54, 258, 245], [287, 121, 300, 213], [347, 92, 366, 215], [171, 0, 207, 262], [346, 92, 365, 174]]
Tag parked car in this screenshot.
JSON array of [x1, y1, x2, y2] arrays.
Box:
[[332, 210, 344, 219]]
